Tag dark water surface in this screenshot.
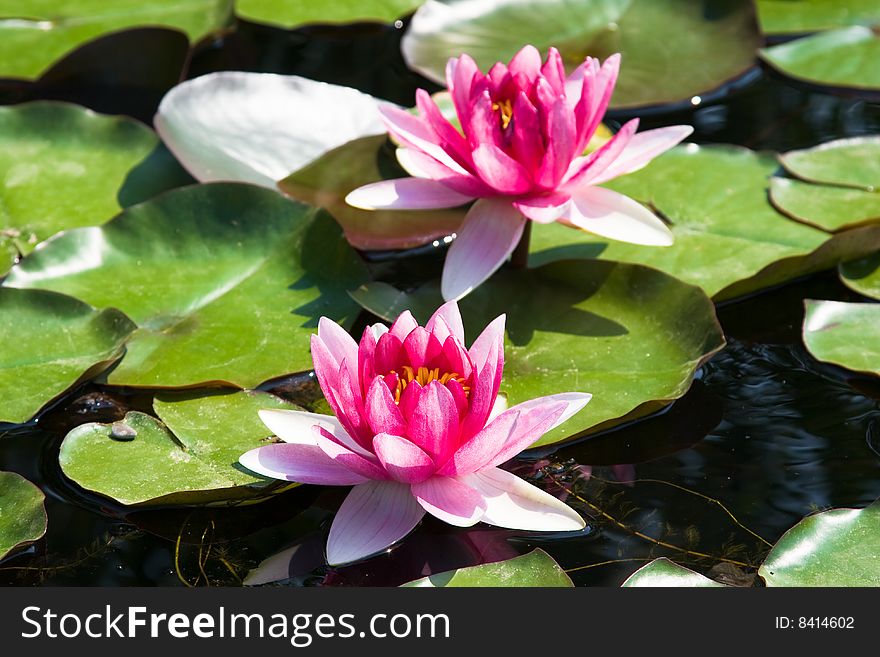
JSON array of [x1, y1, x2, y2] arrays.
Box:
[[1, 22, 879, 587]]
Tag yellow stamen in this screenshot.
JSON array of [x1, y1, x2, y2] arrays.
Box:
[[492, 98, 513, 130], [391, 365, 469, 403]]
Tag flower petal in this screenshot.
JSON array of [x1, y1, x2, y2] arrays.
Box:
[[562, 118, 639, 189], [239, 443, 368, 485], [373, 433, 436, 483], [426, 300, 466, 344], [471, 143, 533, 195], [411, 476, 486, 527], [407, 380, 460, 462], [389, 310, 419, 340], [513, 194, 571, 224], [589, 125, 694, 185], [464, 467, 585, 531], [315, 426, 387, 480], [258, 408, 344, 445], [378, 103, 471, 176], [345, 177, 473, 210], [396, 148, 490, 196], [441, 198, 526, 302], [364, 377, 408, 436], [326, 481, 425, 565], [566, 185, 674, 246]]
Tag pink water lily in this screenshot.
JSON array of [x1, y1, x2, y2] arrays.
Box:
[[240, 301, 590, 565], [345, 46, 693, 301]]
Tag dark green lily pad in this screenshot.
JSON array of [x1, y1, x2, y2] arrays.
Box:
[[61, 389, 301, 506], [0, 0, 233, 80], [401, 549, 573, 587], [351, 258, 725, 447], [235, 0, 423, 27], [756, 0, 880, 34], [779, 136, 880, 190], [803, 299, 880, 376], [760, 27, 880, 93], [770, 177, 880, 232], [530, 145, 880, 301], [4, 184, 369, 388], [0, 288, 135, 425], [0, 101, 158, 272], [622, 558, 724, 587], [760, 499, 880, 586], [0, 471, 47, 561], [839, 252, 880, 300], [402, 0, 761, 109]]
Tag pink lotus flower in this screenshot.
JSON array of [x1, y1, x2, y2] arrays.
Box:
[[240, 302, 590, 565], [346, 46, 693, 301]]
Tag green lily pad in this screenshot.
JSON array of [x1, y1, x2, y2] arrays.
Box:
[[402, 0, 761, 109], [401, 549, 573, 587], [530, 145, 880, 301], [0, 471, 47, 561], [756, 0, 880, 34], [770, 177, 880, 232], [279, 135, 465, 251], [779, 136, 880, 190], [839, 252, 880, 300], [4, 184, 369, 388], [760, 499, 880, 586], [802, 299, 880, 376], [0, 288, 135, 425], [0, 0, 233, 80], [0, 102, 158, 272], [760, 26, 880, 93], [351, 258, 725, 447], [235, 0, 423, 27], [61, 389, 301, 506], [622, 558, 724, 587]]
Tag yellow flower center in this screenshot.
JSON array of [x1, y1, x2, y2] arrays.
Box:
[[392, 365, 469, 403], [492, 98, 514, 130]]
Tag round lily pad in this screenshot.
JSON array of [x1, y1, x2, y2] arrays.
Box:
[[351, 258, 725, 447], [779, 136, 880, 190], [622, 558, 724, 587], [0, 0, 233, 80], [840, 253, 880, 300], [401, 549, 572, 587], [760, 499, 880, 586], [0, 471, 47, 561], [803, 299, 880, 376], [4, 183, 369, 388], [402, 0, 761, 109], [770, 177, 880, 232], [0, 288, 135, 425], [756, 0, 880, 35], [61, 389, 301, 506], [235, 0, 424, 27]]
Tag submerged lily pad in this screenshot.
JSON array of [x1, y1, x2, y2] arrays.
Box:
[[401, 549, 572, 587], [0, 471, 47, 561], [839, 253, 880, 300], [61, 389, 301, 506], [530, 145, 880, 301], [351, 259, 725, 447], [235, 0, 423, 27], [756, 0, 880, 34], [622, 558, 724, 587], [402, 0, 761, 109], [0, 288, 135, 425], [760, 27, 880, 93], [769, 178, 880, 232], [760, 499, 880, 586], [779, 136, 880, 190], [0, 0, 233, 80], [4, 184, 369, 388], [802, 300, 880, 376], [0, 102, 158, 271]]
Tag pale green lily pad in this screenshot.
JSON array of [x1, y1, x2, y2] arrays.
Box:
[[779, 136, 880, 190], [401, 549, 573, 587], [530, 145, 880, 301], [839, 253, 880, 300], [4, 184, 369, 388], [351, 259, 725, 447], [0, 288, 135, 425], [402, 0, 761, 109], [622, 558, 724, 587], [0, 0, 233, 80], [802, 299, 880, 376], [757, 0, 880, 34], [770, 177, 880, 232], [61, 389, 301, 506], [235, 0, 423, 27], [0, 471, 47, 561], [760, 499, 880, 586], [760, 26, 880, 92], [0, 102, 158, 272]]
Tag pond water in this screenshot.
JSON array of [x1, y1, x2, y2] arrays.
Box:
[[1, 20, 879, 587]]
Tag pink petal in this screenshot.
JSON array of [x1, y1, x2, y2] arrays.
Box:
[[396, 148, 490, 196], [589, 125, 694, 185], [541, 47, 566, 94], [463, 89, 503, 150], [448, 54, 480, 131], [326, 481, 425, 565], [564, 57, 599, 107], [415, 88, 472, 169], [258, 408, 345, 445], [374, 331, 406, 373], [373, 433, 436, 483], [364, 377, 407, 436], [403, 326, 444, 368], [507, 44, 542, 83], [562, 118, 639, 189], [513, 193, 572, 224], [509, 92, 543, 175], [410, 476, 486, 526], [463, 467, 585, 531], [345, 177, 473, 210], [537, 98, 578, 189], [426, 300, 465, 344], [311, 317, 357, 392], [378, 103, 470, 176], [441, 198, 527, 302], [358, 325, 378, 390], [471, 144, 533, 195], [407, 380, 460, 462], [575, 53, 621, 152], [468, 313, 506, 374], [239, 443, 368, 485], [315, 426, 387, 480], [389, 310, 419, 340], [566, 185, 674, 246], [441, 335, 473, 380]]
